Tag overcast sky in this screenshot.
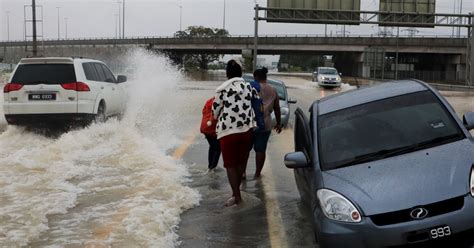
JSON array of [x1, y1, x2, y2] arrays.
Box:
[[0, 0, 472, 41]]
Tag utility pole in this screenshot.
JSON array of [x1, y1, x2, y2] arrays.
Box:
[[179, 5, 183, 31], [458, 0, 463, 37], [115, 14, 119, 38], [452, 0, 456, 37], [395, 26, 400, 80], [253, 4, 259, 71], [223, 0, 226, 30], [64, 18, 68, 39], [468, 12, 473, 86], [56, 7, 61, 39], [32, 0, 38, 56], [6, 11, 10, 41], [122, 0, 125, 39], [117, 1, 122, 39]]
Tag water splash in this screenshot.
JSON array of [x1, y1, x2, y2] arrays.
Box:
[[0, 48, 200, 247]]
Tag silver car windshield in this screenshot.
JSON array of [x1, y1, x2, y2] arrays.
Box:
[[319, 68, 337, 75], [318, 91, 464, 170]]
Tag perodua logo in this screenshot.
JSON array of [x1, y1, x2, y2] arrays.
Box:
[[410, 208, 429, 220]]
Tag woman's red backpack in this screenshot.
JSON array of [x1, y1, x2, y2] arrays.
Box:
[[200, 97, 218, 136]]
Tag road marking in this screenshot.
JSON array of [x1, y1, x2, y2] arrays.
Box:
[[262, 129, 294, 248], [86, 133, 198, 247], [173, 134, 198, 159], [320, 89, 326, 98], [263, 161, 289, 248]]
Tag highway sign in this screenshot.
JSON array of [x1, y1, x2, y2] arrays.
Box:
[[379, 0, 436, 27], [266, 0, 361, 25]]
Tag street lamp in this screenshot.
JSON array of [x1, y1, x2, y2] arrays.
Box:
[[56, 7, 61, 39], [223, 0, 226, 30], [6, 11, 10, 41]]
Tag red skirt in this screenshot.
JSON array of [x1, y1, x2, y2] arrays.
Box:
[[219, 131, 253, 168]]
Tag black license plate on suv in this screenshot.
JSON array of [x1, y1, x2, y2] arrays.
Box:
[[29, 94, 56, 101]]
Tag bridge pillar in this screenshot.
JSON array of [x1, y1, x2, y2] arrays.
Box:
[[445, 54, 464, 82], [333, 52, 364, 78]]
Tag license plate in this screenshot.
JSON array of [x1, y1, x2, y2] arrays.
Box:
[[430, 225, 451, 239], [29, 94, 56, 101]]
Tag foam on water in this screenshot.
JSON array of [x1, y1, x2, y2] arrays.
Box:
[[0, 88, 6, 127], [0, 49, 201, 247]]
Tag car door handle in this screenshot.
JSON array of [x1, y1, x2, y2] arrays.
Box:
[[112, 88, 115, 90], [101, 86, 104, 90]]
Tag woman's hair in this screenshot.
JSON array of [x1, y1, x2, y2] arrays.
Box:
[[253, 67, 268, 81], [226, 60, 242, 79]]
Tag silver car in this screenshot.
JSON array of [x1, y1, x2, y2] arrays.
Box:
[[285, 80, 474, 247], [243, 74, 297, 127], [312, 67, 342, 88]]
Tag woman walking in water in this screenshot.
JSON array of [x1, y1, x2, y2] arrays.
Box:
[[212, 60, 258, 206]]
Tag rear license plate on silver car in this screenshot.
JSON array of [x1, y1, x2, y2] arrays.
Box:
[[29, 94, 56, 101], [430, 225, 451, 239]]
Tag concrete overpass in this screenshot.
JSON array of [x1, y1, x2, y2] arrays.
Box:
[[0, 35, 471, 83], [0, 35, 468, 55]]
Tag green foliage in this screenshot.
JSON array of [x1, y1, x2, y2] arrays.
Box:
[[208, 63, 226, 70], [174, 26, 229, 70], [243, 57, 253, 72], [278, 54, 326, 72]]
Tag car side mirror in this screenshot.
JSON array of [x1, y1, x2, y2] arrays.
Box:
[[339, 73, 342, 76], [284, 152, 310, 169], [288, 98, 297, 104], [117, 75, 127, 83], [463, 112, 474, 131]]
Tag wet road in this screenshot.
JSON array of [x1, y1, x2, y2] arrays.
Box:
[[176, 77, 474, 248], [1, 66, 474, 247]]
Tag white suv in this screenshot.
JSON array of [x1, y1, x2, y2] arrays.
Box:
[[3, 57, 128, 125]]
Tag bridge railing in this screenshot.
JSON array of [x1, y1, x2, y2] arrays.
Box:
[[0, 34, 467, 43]]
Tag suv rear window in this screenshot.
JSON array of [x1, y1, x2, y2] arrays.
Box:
[[11, 64, 76, 85]]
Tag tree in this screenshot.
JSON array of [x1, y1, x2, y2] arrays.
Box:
[[174, 26, 229, 70], [278, 54, 325, 72]]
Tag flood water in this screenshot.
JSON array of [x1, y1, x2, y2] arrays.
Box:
[[0, 52, 473, 247]]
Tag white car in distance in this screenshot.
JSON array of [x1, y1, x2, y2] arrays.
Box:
[[3, 57, 128, 126], [312, 67, 342, 88]]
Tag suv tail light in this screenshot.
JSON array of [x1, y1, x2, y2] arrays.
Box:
[[3, 83, 23, 93], [61, 82, 90, 92]]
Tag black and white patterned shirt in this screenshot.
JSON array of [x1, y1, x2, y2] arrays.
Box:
[[212, 77, 259, 139]]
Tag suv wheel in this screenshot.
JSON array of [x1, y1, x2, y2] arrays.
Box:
[[95, 103, 106, 123]]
